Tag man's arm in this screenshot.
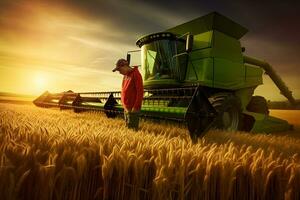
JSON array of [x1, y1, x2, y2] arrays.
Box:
[[121, 77, 129, 112], [132, 71, 144, 112]]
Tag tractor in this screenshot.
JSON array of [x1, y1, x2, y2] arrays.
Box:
[[34, 12, 296, 139]]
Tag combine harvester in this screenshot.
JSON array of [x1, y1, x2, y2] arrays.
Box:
[[34, 12, 296, 139]]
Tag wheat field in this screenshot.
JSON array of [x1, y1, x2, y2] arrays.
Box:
[[0, 103, 300, 200]]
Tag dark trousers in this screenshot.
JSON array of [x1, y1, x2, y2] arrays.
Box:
[[124, 111, 140, 131]]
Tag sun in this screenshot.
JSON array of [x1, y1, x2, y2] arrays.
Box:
[[35, 76, 46, 86], [33, 72, 48, 93]]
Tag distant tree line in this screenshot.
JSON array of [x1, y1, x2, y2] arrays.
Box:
[[267, 99, 300, 110]]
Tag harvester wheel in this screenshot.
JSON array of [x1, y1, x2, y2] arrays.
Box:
[[246, 96, 269, 115], [209, 93, 242, 131]]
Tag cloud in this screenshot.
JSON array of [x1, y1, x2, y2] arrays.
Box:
[[241, 36, 300, 75]]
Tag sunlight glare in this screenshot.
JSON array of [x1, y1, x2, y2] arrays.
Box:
[[33, 72, 48, 93]]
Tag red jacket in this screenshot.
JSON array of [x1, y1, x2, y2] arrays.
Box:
[[121, 67, 144, 111]]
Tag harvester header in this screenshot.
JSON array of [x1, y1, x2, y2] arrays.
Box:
[[34, 12, 295, 139]]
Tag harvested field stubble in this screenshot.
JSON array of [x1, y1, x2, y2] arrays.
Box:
[[0, 103, 300, 200]]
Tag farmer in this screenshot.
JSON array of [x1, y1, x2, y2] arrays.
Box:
[[112, 58, 144, 131]]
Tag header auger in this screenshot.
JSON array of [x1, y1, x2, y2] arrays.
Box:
[[34, 12, 295, 139]]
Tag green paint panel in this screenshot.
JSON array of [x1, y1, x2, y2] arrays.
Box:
[[185, 58, 213, 86], [193, 31, 213, 50], [213, 58, 244, 89], [167, 12, 248, 39], [189, 48, 212, 60], [143, 79, 181, 88], [243, 111, 292, 133], [81, 102, 187, 119], [81, 102, 105, 108], [245, 64, 263, 86], [235, 87, 256, 110], [142, 105, 187, 114], [212, 31, 243, 63]]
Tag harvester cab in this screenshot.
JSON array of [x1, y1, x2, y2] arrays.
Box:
[[135, 32, 189, 86], [34, 12, 296, 139]]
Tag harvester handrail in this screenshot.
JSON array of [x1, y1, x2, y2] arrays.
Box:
[[243, 55, 296, 105]]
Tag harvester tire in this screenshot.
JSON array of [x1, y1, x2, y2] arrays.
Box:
[[246, 96, 269, 115], [209, 93, 242, 131]]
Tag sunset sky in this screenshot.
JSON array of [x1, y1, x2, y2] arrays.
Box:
[[0, 0, 299, 101]]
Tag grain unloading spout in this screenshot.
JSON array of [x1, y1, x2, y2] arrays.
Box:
[[243, 56, 296, 106]]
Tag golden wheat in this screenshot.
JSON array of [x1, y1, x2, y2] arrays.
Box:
[[0, 103, 299, 200]]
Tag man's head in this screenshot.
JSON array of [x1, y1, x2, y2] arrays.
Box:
[[112, 58, 132, 75]]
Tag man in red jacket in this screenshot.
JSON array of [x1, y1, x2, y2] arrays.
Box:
[[112, 58, 144, 131]]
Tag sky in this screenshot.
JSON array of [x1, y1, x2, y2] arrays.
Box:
[[0, 0, 299, 101]]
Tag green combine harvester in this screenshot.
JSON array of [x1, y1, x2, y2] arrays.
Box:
[[34, 12, 296, 139]]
